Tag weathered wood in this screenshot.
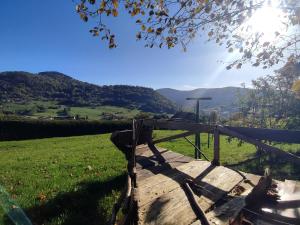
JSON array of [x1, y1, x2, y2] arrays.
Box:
[[136, 158, 244, 225], [138, 187, 200, 225], [206, 173, 261, 225], [137, 161, 212, 206], [152, 131, 195, 144], [143, 119, 300, 144], [182, 182, 210, 225], [226, 126, 300, 144], [143, 119, 214, 133], [212, 128, 220, 166], [136, 156, 193, 182]]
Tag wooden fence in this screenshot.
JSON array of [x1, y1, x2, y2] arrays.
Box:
[[140, 119, 300, 166]]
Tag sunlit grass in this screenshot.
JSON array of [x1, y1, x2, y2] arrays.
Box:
[[0, 134, 127, 225]]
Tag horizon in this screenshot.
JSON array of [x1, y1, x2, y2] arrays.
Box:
[[0, 0, 279, 90], [0, 70, 251, 91]]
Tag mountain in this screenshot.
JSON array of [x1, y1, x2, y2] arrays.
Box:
[[0, 71, 176, 113], [157, 87, 250, 116]]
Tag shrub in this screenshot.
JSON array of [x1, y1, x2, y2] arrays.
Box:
[[0, 120, 131, 141]]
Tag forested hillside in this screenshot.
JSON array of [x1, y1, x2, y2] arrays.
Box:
[[0, 71, 176, 113]]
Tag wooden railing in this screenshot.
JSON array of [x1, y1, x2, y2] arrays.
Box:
[[110, 119, 300, 225], [139, 119, 300, 166]]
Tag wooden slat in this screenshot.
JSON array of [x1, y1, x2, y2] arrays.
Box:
[[206, 173, 261, 225], [136, 155, 193, 182], [138, 186, 200, 225], [137, 161, 212, 206], [137, 160, 244, 225], [136, 149, 192, 169]]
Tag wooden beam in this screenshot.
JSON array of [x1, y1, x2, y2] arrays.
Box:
[[152, 131, 195, 144], [143, 120, 214, 133], [212, 128, 220, 166], [218, 126, 300, 166], [226, 126, 300, 144], [143, 119, 300, 144]]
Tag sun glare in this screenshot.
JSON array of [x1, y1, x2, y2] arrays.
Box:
[[240, 0, 287, 42]]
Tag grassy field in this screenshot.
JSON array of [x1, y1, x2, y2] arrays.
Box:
[[0, 131, 299, 225], [0, 101, 140, 120], [0, 134, 127, 225]]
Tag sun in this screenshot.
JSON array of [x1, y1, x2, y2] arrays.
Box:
[[239, 0, 287, 42]]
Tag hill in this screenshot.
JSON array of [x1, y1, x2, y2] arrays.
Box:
[[0, 71, 176, 114], [157, 87, 250, 116]]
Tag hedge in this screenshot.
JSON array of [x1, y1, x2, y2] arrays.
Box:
[[0, 120, 131, 141]]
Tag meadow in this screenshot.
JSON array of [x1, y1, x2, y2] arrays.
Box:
[[1, 101, 140, 120], [0, 131, 299, 225]]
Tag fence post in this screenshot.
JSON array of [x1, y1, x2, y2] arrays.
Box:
[[212, 126, 220, 166]]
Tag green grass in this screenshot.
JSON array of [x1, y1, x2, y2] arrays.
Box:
[[0, 134, 127, 225], [0, 101, 140, 120], [0, 131, 299, 225], [69, 106, 140, 120], [154, 130, 257, 165]]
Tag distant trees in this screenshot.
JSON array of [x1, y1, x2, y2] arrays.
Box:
[[0, 71, 176, 114], [76, 0, 300, 68], [238, 60, 300, 129]]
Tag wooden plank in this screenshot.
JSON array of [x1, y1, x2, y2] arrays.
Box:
[[143, 119, 214, 133], [138, 186, 200, 225], [136, 150, 192, 169], [137, 161, 212, 206], [190, 220, 201, 225], [206, 172, 261, 225], [226, 126, 300, 144], [192, 166, 244, 210], [138, 160, 244, 209], [136, 155, 193, 182], [212, 128, 220, 166], [137, 161, 244, 225]]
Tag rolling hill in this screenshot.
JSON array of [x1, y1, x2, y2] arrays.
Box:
[[0, 71, 176, 114], [157, 87, 250, 115]]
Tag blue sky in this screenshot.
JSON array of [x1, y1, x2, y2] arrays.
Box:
[[0, 0, 278, 90]]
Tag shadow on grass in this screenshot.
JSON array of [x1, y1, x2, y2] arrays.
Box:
[[229, 151, 300, 181], [4, 174, 126, 225]]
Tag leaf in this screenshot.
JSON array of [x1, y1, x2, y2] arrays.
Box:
[[80, 14, 88, 22], [136, 32, 142, 39], [236, 63, 242, 69], [147, 27, 153, 33], [112, 0, 119, 9], [112, 9, 118, 17], [37, 193, 47, 202], [100, 1, 106, 9]]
